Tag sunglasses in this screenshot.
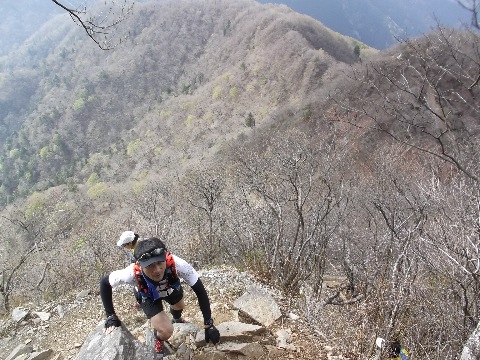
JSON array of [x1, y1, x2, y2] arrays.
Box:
[[137, 247, 165, 261]]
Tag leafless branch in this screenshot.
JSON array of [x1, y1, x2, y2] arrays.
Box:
[[50, 0, 134, 50]]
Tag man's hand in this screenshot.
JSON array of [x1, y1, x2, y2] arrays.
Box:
[[205, 321, 220, 345], [104, 314, 121, 334]]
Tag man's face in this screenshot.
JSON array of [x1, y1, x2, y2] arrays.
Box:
[[142, 261, 166, 281], [123, 242, 134, 250]]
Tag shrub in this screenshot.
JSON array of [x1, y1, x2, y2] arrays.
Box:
[[127, 139, 141, 156], [212, 85, 222, 100], [87, 182, 108, 200], [73, 98, 85, 111]]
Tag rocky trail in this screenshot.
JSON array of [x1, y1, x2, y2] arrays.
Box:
[[1, 267, 349, 360]]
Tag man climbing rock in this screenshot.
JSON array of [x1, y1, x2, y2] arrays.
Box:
[[99, 237, 220, 358]]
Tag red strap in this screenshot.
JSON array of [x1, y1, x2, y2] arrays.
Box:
[[133, 263, 148, 294]]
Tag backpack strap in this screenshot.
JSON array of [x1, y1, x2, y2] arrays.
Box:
[[166, 252, 178, 279], [133, 263, 148, 295], [165, 252, 181, 287]]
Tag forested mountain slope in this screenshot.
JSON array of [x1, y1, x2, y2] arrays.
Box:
[[0, 0, 361, 205], [0, 1, 479, 359]]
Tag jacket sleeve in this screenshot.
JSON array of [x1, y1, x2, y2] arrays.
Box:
[[171, 255, 212, 323], [172, 255, 199, 286], [190, 278, 212, 324], [99, 264, 135, 317], [108, 263, 136, 287], [99, 275, 115, 317]]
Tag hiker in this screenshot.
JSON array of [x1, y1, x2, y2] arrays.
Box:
[[117, 230, 140, 263], [388, 339, 409, 360], [99, 236, 220, 357], [376, 337, 410, 360], [117, 231, 142, 306]]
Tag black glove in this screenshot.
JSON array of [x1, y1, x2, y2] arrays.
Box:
[[205, 322, 220, 344], [105, 314, 121, 329]]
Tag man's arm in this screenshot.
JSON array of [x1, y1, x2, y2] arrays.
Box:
[[190, 278, 212, 323], [191, 278, 220, 344], [99, 264, 135, 332], [99, 275, 115, 317], [99, 263, 135, 316], [173, 255, 220, 344], [173, 256, 212, 321]]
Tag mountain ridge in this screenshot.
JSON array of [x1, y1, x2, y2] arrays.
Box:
[[0, 0, 363, 204], [258, 0, 470, 49], [0, 1, 479, 359]]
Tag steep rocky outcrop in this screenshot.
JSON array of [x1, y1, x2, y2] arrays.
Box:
[[1, 267, 342, 360]]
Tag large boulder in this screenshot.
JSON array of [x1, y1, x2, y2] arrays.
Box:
[[233, 286, 282, 327], [76, 322, 154, 360]]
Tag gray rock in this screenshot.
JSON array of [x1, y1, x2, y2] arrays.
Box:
[[75, 322, 155, 360], [462, 321, 480, 359], [288, 312, 299, 320], [169, 322, 201, 347], [174, 342, 194, 360], [276, 329, 296, 350], [5, 344, 33, 360], [26, 349, 54, 360], [33, 311, 51, 321], [217, 341, 266, 358], [233, 286, 282, 327], [13, 355, 30, 360], [11, 307, 29, 322], [75, 290, 90, 302], [195, 321, 265, 346], [55, 305, 64, 318]]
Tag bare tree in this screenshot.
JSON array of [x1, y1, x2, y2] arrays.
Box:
[[181, 168, 225, 264], [229, 131, 349, 293], [127, 178, 176, 238], [0, 189, 80, 310], [457, 0, 480, 29], [327, 27, 480, 182], [419, 173, 480, 359], [50, 0, 134, 50], [322, 20, 480, 356]]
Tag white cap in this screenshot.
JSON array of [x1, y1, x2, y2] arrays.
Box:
[[376, 337, 385, 348], [117, 231, 136, 247]]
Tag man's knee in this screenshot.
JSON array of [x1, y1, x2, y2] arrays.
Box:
[[154, 324, 174, 340], [151, 312, 174, 340]]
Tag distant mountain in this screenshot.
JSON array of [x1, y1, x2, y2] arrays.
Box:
[[0, 0, 359, 204], [0, 0, 61, 57], [257, 0, 470, 49]]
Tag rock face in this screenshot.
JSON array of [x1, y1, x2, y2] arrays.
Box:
[[5, 344, 34, 360], [76, 322, 154, 360]]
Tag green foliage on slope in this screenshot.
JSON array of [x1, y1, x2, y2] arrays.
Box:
[[0, 0, 360, 206]]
